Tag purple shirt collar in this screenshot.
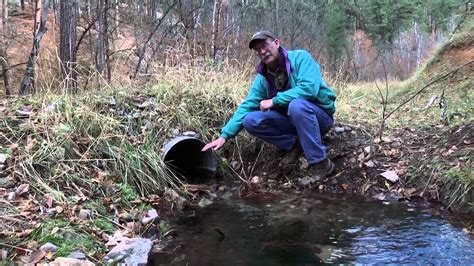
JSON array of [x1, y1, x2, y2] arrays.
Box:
[[256, 47, 292, 98]]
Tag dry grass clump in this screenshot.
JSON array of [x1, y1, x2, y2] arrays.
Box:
[[1, 59, 256, 203]]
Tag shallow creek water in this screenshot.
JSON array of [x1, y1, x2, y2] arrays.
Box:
[[153, 193, 474, 265]]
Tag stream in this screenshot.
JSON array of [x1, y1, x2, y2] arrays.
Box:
[[151, 192, 474, 265]]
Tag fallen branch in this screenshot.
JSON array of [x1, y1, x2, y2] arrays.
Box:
[[385, 60, 473, 121]]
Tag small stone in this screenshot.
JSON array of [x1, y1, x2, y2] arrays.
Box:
[[299, 157, 309, 170], [46, 208, 57, 217], [141, 217, 154, 225], [78, 209, 92, 220], [364, 160, 375, 168], [198, 198, 213, 208], [296, 176, 319, 189], [381, 136, 392, 143], [250, 176, 261, 184], [108, 97, 116, 106], [68, 251, 87, 260], [40, 243, 58, 252], [334, 126, 345, 133], [0, 177, 15, 188], [147, 209, 159, 219], [118, 211, 135, 222], [390, 141, 401, 148], [7, 191, 15, 201], [218, 186, 226, 192], [380, 170, 399, 183], [343, 126, 352, 131], [51, 257, 94, 266], [364, 146, 371, 154], [171, 128, 180, 137], [1, 249, 7, 260], [103, 238, 152, 265], [0, 154, 7, 164], [206, 192, 218, 200]]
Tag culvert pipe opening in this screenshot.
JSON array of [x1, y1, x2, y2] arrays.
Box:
[[163, 136, 217, 182]]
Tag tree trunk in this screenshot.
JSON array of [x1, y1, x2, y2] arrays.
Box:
[[20, 0, 25, 10], [150, 0, 158, 20], [59, 0, 77, 93], [2, 0, 7, 20], [193, 0, 205, 57], [19, 0, 49, 95], [211, 0, 221, 61], [0, 49, 11, 96], [1, 0, 11, 96], [132, 4, 174, 79], [104, 0, 111, 83], [97, 0, 106, 76]]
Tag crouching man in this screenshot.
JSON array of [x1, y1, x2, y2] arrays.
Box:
[[202, 30, 337, 181]]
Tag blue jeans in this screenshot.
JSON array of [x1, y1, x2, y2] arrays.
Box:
[[243, 98, 333, 164]]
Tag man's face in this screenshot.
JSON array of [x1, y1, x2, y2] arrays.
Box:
[[252, 38, 280, 67]]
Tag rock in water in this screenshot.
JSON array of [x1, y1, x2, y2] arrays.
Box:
[[103, 238, 153, 265]]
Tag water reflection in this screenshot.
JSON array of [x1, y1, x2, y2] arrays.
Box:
[[151, 194, 474, 265]]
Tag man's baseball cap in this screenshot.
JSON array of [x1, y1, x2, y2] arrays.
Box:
[[248, 30, 276, 49]]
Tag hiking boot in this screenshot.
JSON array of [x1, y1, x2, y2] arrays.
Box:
[[308, 157, 336, 180], [296, 157, 336, 189], [281, 142, 304, 165]]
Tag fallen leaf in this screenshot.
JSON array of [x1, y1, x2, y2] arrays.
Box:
[[55, 206, 64, 214], [15, 229, 33, 238], [44, 195, 53, 208], [51, 227, 59, 235], [15, 184, 29, 196], [341, 184, 350, 190], [442, 145, 458, 156], [403, 188, 417, 197], [364, 160, 375, 168], [26, 137, 37, 151], [22, 250, 46, 264], [0, 249, 7, 260], [380, 170, 399, 183]]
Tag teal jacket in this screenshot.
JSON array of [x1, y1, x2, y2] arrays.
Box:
[[221, 49, 336, 140]]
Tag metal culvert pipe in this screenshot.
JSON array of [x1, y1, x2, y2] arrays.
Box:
[[162, 136, 217, 181]]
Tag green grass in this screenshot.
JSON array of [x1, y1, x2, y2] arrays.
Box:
[[29, 219, 105, 258], [444, 166, 474, 210]]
